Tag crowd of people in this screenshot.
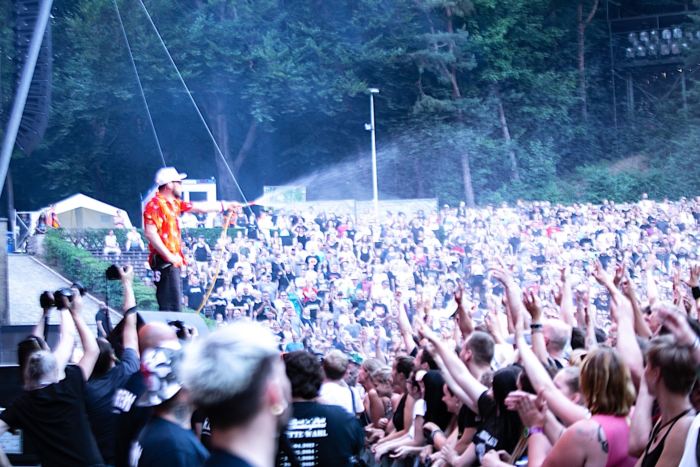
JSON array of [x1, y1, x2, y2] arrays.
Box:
[[1, 194, 699, 467]]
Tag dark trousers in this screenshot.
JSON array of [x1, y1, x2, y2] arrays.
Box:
[[151, 255, 182, 311]]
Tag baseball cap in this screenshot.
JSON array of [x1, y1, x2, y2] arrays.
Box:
[[137, 341, 183, 407], [155, 167, 187, 186]]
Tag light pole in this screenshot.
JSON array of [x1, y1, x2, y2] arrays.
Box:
[[366, 88, 380, 223]]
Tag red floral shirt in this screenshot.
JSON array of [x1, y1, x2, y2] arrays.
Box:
[[143, 192, 192, 264]]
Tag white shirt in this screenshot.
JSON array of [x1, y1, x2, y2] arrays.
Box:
[[319, 381, 360, 416], [679, 413, 700, 467], [409, 399, 426, 439]]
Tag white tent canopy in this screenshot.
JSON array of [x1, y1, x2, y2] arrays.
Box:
[[51, 193, 132, 229]]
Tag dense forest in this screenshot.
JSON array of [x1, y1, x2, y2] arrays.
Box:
[[1, 0, 699, 218]]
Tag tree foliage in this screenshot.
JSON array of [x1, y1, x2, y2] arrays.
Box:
[[1, 0, 699, 217]]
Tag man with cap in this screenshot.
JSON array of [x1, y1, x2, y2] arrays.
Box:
[[144, 167, 238, 311]]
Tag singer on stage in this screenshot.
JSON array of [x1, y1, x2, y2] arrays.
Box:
[[143, 167, 239, 311]]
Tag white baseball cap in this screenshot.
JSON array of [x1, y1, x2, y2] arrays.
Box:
[[154, 167, 187, 186]]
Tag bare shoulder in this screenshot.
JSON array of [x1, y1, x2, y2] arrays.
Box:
[[570, 418, 600, 439]]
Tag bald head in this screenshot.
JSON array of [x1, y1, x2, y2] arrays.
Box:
[[139, 322, 178, 354], [544, 319, 570, 353]]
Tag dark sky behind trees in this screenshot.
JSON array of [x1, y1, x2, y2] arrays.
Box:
[[1, 0, 700, 221]]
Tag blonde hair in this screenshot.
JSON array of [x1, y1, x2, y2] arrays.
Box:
[[580, 347, 635, 416], [370, 366, 392, 386]]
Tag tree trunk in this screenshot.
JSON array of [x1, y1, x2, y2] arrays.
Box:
[[446, 5, 473, 205], [494, 88, 520, 182], [206, 97, 236, 199], [577, 0, 599, 121], [232, 119, 258, 175], [461, 152, 475, 207]]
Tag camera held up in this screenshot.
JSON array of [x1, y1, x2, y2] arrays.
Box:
[[39, 281, 87, 310]]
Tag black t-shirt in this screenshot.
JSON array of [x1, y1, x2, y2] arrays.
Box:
[[194, 244, 209, 262], [86, 348, 140, 464], [457, 405, 481, 437], [206, 450, 255, 467], [277, 401, 364, 467], [191, 410, 212, 451], [226, 253, 239, 270], [0, 365, 104, 467], [187, 285, 205, 309], [95, 308, 112, 338], [135, 416, 208, 467], [113, 371, 152, 467], [472, 391, 521, 464]]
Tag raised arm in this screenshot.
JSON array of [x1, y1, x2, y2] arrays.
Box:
[[454, 286, 474, 338], [32, 293, 53, 340], [66, 291, 99, 381], [419, 324, 485, 414], [509, 281, 588, 425], [432, 353, 474, 407], [592, 261, 644, 386], [620, 275, 652, 338], [397, 299, 417, 355], [656, 306, 700, 364], [644, 260, 659, 305], [684, 264, 700, 321], [120, 266, 139, 356], [523, 290, 549, 365], [52, 308, 76, 373], [558, 268, 576, 327], [189, 200, 240, 215]]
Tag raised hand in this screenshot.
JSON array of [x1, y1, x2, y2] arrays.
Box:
[[552, 284, 563, 307], [685, 264, 700, 288], [523, 289, 542, 322], [516, 390, 547, 429], [591, 260, 610, 286], [613, 262, 625, 287], [454, 284, 464, 306], [656, 306, 697, 347]]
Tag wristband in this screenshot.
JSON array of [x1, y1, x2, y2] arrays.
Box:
[[528, 426, 544, 437], [429, 428, 443, 444], [530, 323, 543, 330], [124, 306, 138, 316], [692, 286, 700, 300]]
